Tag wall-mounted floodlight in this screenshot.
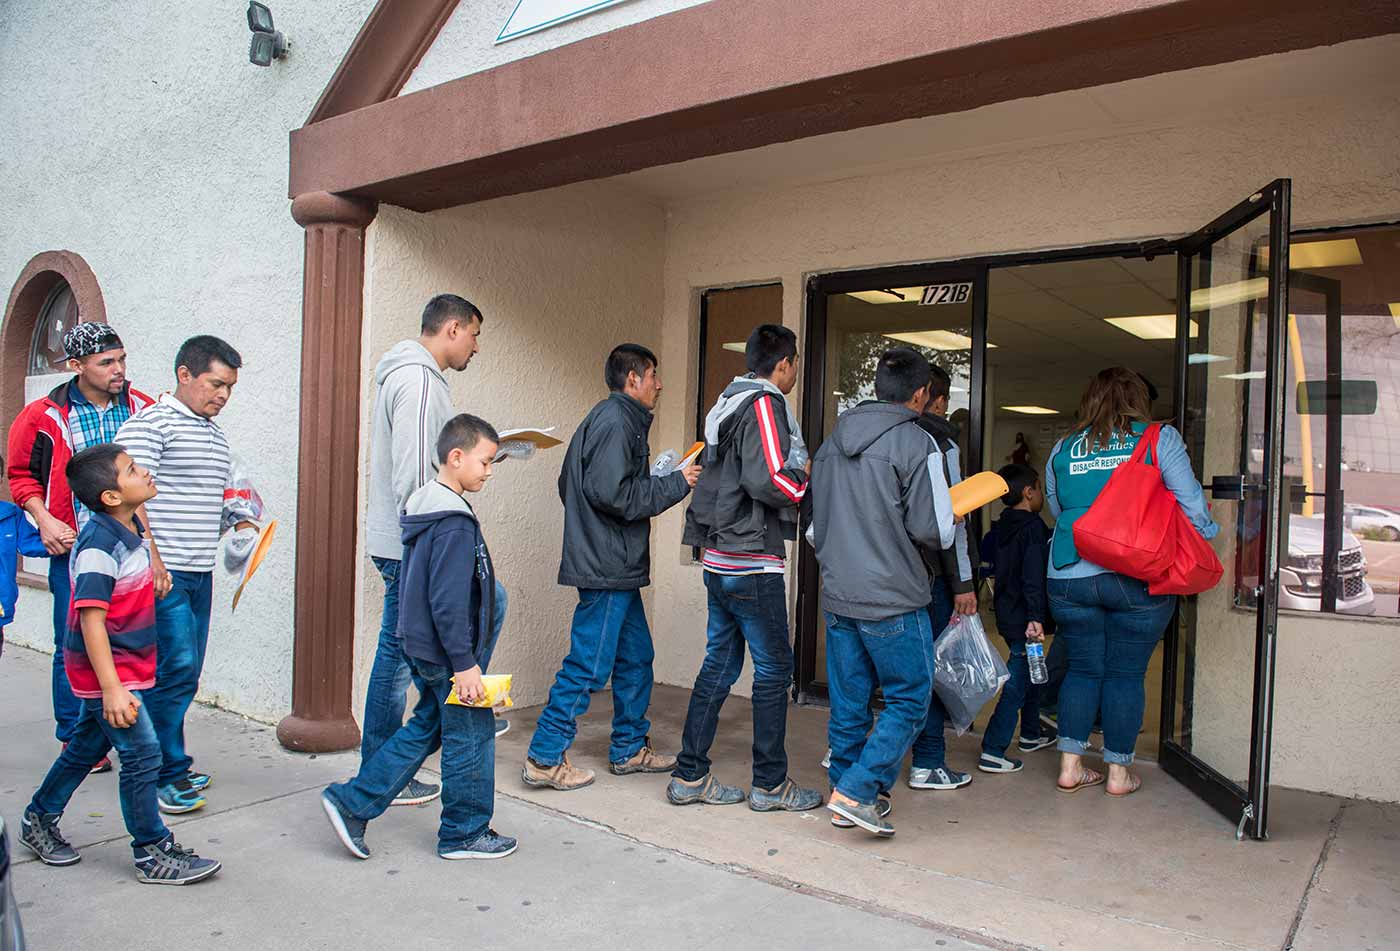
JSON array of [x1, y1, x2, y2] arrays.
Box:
[[248, 2, 290, 66]]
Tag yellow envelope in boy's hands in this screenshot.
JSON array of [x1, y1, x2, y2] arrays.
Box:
[[445, 673, 514, 709], [950, 471, 1010, 517]]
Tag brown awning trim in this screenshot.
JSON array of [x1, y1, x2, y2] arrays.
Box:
[[291, 0, 1400, 211]]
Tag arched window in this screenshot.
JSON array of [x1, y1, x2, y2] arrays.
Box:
[[29, 280, 80, 374]]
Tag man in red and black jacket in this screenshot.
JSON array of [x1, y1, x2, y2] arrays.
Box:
[[7, 322, 154, 757]]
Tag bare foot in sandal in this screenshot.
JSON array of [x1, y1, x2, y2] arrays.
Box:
[[1056, 753, 1104, 793], [1106, 766, 1142, 797]]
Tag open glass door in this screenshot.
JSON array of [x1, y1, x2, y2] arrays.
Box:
[[1161, 180, 1290, 840]]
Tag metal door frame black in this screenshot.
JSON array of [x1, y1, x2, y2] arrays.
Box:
[[1159, 179, 1291, 841]]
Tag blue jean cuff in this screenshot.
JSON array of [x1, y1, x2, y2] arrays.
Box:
[[1102, 747, 1135, 766], [1056, 736, 1090, 755]]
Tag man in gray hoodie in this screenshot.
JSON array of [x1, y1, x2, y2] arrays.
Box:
[[810, 347, 955, 837], [363, 294, 484, 807]]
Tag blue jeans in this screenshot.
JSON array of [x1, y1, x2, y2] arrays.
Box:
[[30, 693, 169, 854], [910, 576, 955, 770], [675, 572, 794, 790], [1049, 573, 1175, 765], [49, 553, 81, 744], [328, 658, 495, 849], [825, 608, 934, 804], [980, 645, 1042, 758], [146, 570, 212, 786], [528, 588, 655, 766], [361, 558, 509, 764]]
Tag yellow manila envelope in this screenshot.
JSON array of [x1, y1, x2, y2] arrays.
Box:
[[444, 673, 514, 709], [950, 471, 1010, 517]]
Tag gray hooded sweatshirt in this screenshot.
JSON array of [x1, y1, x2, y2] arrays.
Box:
[[810, 401, 956, 620], [366, 340, 456, 560]]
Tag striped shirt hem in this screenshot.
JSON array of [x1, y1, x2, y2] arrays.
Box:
[[702, 549, 786, 576]]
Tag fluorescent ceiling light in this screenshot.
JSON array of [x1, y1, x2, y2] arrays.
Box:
[[883, 330, 995, 351], [721, 342, 746, 353], [1104, 314, 1198, 340], [1260, 238, 1363, 270], [1001, 405, 1059, 415], [1190, 277, 1268, 311], [847, 287, 925, 305], [1188, 353, 1230, 365], [1390, 302, 1400, 330], [1220, 370, 1266, 381]]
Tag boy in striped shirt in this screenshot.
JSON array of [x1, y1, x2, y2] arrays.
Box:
[[115, 335, 254, 815], [671, 324, 822, 812], [21, 444, 221, 884]]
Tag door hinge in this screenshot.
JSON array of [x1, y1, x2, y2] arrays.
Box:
[[1236, 802, 1255, 841]]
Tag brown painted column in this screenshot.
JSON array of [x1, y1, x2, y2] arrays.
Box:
[[277, 191, 377, 753]]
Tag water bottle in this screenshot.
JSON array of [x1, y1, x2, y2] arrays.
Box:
[[1027, 641, 1048, 685]]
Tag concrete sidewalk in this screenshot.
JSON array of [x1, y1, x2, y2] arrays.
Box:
[[0, 646, 990, 951]]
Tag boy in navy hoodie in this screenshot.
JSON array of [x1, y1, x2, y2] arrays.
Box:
[[321, 414, 515, 861], [977, 464, 1057, 774]]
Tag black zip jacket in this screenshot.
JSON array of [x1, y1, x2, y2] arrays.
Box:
[[682, 384, 806, 555], [991, 507, 1052, 644], [557, 392, 690, 590]]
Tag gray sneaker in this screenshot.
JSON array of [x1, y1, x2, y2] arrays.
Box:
[[666, 773, 745, 806], [321, 790, 370, 859], [831, 795, 892, 828], [20, 809, 80, 866], [439, 828, 518, 860], [391, 778, 441, 806], [826, 795, 895, 836], [749, 778, 823, 812], [133, 835, 221, 885]]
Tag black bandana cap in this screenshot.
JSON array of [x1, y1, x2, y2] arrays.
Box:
[[62, 322, 123, 360]]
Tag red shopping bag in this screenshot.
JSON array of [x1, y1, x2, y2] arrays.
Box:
[[1072, 424, 1178, 582], [1149, 507, 1224, 595]]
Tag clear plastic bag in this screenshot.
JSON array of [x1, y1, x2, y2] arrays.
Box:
[[932, 613, 1010, 735]]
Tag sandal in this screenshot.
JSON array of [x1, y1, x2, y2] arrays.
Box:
[[1056, 767, 1105, 794], [1106, 773, 1142, 797]]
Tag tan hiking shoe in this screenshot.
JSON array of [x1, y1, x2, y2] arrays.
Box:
[[521, 755, 595, 791], [609, 745, 677, 775]]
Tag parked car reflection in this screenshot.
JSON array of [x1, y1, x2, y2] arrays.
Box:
[[1283, 515, 1375, 614]]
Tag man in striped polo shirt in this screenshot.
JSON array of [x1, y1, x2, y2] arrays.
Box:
[[670, 324, 822, 813], [116, 336, 253, 816]]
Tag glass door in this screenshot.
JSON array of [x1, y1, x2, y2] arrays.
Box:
[[1161, 180, 1291, 840], [796, 264, 982, 700]]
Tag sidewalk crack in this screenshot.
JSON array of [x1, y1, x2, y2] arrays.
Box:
[[1281, 799, 1347, 950]]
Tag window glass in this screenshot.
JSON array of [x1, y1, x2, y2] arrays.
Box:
[[697, 284, 784, 435], [28, 281, 78, 374]]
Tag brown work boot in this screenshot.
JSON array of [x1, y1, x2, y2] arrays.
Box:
[[521, 755, 595, 791], [609, 744, 677, 775]]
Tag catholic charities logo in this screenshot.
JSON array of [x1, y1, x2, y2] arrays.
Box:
[[498, 0, 636, 43], [1067, 432, 1133, 475]]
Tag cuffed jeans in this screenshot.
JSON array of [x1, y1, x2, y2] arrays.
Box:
[[528, 588, 654, 766], [31, 693, 170, 854], [910, 576, 955, 770], [361, 557, 508, 764], [49, 553, 81, 744], [147, 570, 212, 786], [980, 646, 1042, 758], [825, 608, 934, 804], [1049, 573, 1175, 765], [675, 572, 794, 790], [328, 658, 496, 850]]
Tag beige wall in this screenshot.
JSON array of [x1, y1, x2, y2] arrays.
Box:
[[359, 181, 667, 708], [643, 59, 1400, 801]]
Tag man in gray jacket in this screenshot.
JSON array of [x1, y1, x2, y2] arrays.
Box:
[[523, 344, 700, 791], [363, 294, 483, 807], [811, 347, 955, 837]]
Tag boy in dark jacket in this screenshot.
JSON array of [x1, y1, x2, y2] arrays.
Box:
[[978, 464, 1057, 774], [322, 414, 515, 861], [524, 344, 700, 791], [670, 324, 822, 813]]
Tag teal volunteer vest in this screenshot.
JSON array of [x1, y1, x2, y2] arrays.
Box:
[[1049, 421, 1150, 569]]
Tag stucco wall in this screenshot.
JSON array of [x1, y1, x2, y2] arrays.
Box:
[[0, 0, 377, 722], [358, 181, 667, 709], [401, 0, 712, 95], [644, 56, 1400, 801]]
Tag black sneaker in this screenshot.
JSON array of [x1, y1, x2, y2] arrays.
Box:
[[391, 778, 441, 807], [20, 809, 80, 866], [494, 717, 510, 738], [321, 790, 370, 859], [439, 829, 517, 860], [133, 835, 221, 885]]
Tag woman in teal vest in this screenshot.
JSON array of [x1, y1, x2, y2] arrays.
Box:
[[1045, 368, 1217, 796]]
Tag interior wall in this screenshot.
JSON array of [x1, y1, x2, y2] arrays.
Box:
[[359, 181, 667, 710], [646, 76, 1400, 801]]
